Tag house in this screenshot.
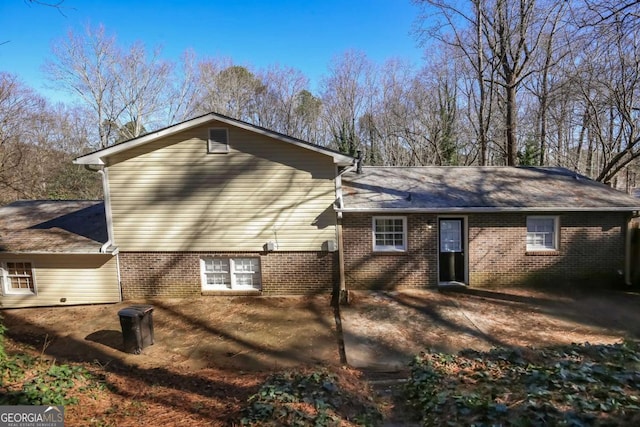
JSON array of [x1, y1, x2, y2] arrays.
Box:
[[339, 166, 640, 290], [1, 112, 639, 308], [0, 200, 120, 308], [72, 112, 354, 300]]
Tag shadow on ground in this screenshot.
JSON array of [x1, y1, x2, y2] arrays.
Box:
[[1, 295, 340, 371], [339, 287, 640, 371]]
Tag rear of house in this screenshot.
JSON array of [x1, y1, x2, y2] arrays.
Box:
[[339, 166, 639, 290], [4, 114, 638, 308], [74, 113, 354, 298]]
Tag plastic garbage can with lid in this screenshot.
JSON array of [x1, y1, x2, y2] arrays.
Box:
[[118, 305, 154, 354]]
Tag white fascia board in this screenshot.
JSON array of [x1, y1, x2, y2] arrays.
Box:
[[210, 115, 355, 166], [1, 250, 118, 255], [74, 114, 217, 165], [74, 113, 356, 167], [336, 206, 640, 213]]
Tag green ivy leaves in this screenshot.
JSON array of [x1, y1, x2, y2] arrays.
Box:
[[405, 341, 640, 426]]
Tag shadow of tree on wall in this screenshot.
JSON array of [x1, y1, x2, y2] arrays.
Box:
[[344, 208, 630, 292], [112, 140, 341, 298], [336, 205, 638, 371], [110, 126, 340, 255]]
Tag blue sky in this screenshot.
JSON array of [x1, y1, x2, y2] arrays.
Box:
[[0, 0, 426, 102]]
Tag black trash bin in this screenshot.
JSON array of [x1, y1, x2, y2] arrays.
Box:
[[118, 305, 154, 354]]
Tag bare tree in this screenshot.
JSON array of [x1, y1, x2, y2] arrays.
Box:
[[320, 50, 375, 155], [112, 42, 172, 141], [293, 89, 323, 143], [255, 65, 313, 138], [373, 59, 416, 165], [44, 25, 120, 148], [44, 24, 184, 147], [521, 3, 569, 165], [416, 0, 567, 165], [164, 49, 200, 125], [567, 0, 640, 184], [0, 72, 100, 202], [414, 0, 498, 165], [197, 62, 265, 123]]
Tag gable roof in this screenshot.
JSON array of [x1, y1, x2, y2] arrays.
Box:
[[0, 200, 109, 254], [340, 166, 640, 212], [74, 112, 356, 167]]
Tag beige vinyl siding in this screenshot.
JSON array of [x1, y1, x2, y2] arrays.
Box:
[[0, 254, 120, 309], [106, 122, 338, 251]]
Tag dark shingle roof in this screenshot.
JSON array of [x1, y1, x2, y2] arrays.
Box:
[[0, 200, 108, 253], [341, 167, 640, 212]]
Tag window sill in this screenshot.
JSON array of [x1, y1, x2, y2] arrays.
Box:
[[372, 250, 407, 256], [202, 289, 262, 296], [525, 250, 560, 256]]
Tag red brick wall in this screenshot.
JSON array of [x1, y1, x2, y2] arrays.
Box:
[[118, 251, 337, 299], [342, 213, 438, 290], [342, 212, 628, 290], [468, 212, 628, 287]]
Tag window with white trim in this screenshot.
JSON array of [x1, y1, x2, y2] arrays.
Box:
[[526, 216, 559, 251], [1, 261, 36, 295], [207, 128, 229, 153], [201, 257, 261, 290], [373, 216, 407, 252]]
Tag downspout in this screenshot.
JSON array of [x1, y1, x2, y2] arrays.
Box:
[[335, 170, 347, 301], [98, 168, 115, 254], [625, 213, 638, 286], [85, 164, 122, 301], [335, 157, 359, 303], [115, 252, 123, 302]]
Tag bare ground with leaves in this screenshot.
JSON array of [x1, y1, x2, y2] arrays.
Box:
[[1, 287, 640, 425], [340, 287, 640, 370]]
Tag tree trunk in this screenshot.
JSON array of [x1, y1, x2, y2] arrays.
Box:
[[505, 82, 517, 165]]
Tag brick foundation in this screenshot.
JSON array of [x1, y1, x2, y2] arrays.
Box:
[[118, 251, 338, 299], [342, 212, 629, 290]]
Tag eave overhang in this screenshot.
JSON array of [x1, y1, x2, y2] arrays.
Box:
[[336, 206, 640, 214], [74, 113, 355, 167]]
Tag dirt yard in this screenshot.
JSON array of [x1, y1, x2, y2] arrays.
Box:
[[341, 286, 640, 370], [2, 287, 639, 425], [1, 295, 341, 371]]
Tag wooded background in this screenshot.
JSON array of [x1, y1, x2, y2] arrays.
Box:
[[1, 0, 639, 204]]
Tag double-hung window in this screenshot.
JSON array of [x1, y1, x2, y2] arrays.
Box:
[[1, 261, 36, 295], [526, 216, 559, 251], [201, 257, 261, 290], [373, 216, 407, 252]]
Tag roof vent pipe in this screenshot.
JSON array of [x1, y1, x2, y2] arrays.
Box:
[[356, 150, 363, 174]]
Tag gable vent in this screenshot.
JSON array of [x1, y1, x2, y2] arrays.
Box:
[[208, 128, 229, 153]]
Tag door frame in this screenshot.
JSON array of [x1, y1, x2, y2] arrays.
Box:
[[437, 215, 469, 285]]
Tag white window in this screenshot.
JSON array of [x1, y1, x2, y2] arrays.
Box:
[[1, 261, 36, 295], [440, 219, 462, 252], [207, 128, 229, 153], [201, 257, 261, 290], [373, 216, 407, 252], [526, 216, 559, 251]]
